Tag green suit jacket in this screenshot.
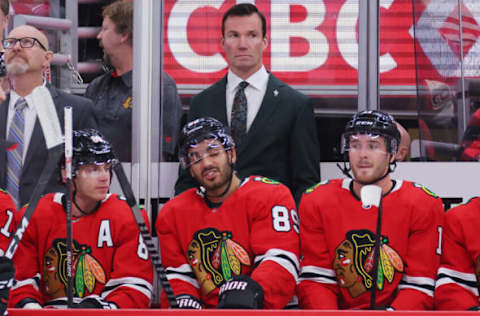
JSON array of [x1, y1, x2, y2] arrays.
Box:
[[175, 73, 320, 204]]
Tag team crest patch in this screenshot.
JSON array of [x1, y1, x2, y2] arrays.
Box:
[[122, 96, 133, 109], [187, 228, 251, 296], [333, 230, 404, 298], [413, 183, 438, 198], [43, 238, 106, 299]]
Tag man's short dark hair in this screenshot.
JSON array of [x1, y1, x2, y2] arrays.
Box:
[[0, 0, 9, 18], [103, 0, 133, 45], [222, 3, 266, 38]]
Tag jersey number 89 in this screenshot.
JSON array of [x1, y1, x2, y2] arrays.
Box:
[[272, 206, 299, 234]]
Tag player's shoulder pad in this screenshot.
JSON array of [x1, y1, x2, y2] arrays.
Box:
[[412, 182, 439, 199], [251, 176, 281, 185], [304, 180, 330, 194]]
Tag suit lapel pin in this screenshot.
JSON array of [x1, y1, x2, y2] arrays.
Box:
[[273, 89, 279, 97]]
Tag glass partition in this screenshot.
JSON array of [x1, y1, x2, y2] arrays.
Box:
[[411, 0, 480, 161]]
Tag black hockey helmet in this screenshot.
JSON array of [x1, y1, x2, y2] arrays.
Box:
[[71, 129, 118, 172], [341, 110, 400, 155], [337, 110, 400, 183], [178, 117, 235, 169]]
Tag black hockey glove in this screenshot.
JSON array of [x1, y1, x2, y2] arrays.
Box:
[[73, 296, 118, 309], [468, 306, 480, 311], [217, 275, 264, 309], [0, 257, 15, 315], [176, 294, 202, 309]]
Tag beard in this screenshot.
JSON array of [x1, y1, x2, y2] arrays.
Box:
[[6, 60, 29, 75]]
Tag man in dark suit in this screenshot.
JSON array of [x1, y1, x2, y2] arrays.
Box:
[[0, 25, 97, 207], [175, 3, 320, 203]]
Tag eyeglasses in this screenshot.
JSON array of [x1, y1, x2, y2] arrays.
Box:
[[2, 37, 47, 51]]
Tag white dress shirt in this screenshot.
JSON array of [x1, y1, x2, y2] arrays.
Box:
[[6, 83, 46, 162], [226, 66, 269, 131]]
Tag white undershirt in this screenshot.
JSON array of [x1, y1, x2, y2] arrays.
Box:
[[226, 66, 269, 131], [6, 82, 46, 162]]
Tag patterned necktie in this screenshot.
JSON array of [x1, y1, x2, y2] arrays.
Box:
[[6, 98, 27, 207], [231, 81, 249, 147]]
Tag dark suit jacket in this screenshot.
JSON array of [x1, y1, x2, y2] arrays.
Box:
[[0, 83, 98, 207], [174, 74, 320, 203]]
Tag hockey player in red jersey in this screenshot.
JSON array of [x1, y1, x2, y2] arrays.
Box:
[[0, 141, 18, 315], [297, 110, 444, 310], [156, 117, 299, 309], [9, 129, 153, 309], [434, 197, 480, 310], [0, 189, 15, 315]]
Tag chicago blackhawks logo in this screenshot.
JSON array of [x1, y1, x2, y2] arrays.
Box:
[[187, 228, 250, 296], [43, 238, 106, 299], [333, 230, 404, 298]]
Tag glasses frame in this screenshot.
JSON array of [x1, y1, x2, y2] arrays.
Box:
[[2, 37, 47, 51]]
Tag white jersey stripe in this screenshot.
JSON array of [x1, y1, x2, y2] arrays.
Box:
[[12, 273, 40, 291], [102, 276, 153, 300], [437, 267, 477, 282], [103, 276, 153, 291], [299, 265, 336, 284], [435, 277, 479, 297], [102, 283, 152, 300], [254, 248, 299, 281], [397, 284, 434, 297], [399, 275, 435, 297], [298, 276, 337, 284], [166, 264, 199, 288], [402, 274, 435, 287], [300, 265, 336, 277]]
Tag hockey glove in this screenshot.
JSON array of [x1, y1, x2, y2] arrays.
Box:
[[217, 275, 264, 309], [73, 296, 118, 309], [468, 306, 480, 311], [0, 257, 15, 315], [176, 294, 202, 309]]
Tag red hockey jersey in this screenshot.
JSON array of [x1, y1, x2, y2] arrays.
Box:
[[10, 193, 153, 309], [156, 176, 300, 309], [0, 189, 16, 254], [298, 179, 444, 310], [434, 197, 480, 310]]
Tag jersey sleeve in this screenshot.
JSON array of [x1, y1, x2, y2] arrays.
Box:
[[102, 207, 154, 308], [248, 183, 300, 309], [10, 206, 44, 307], [434, 205, 479, 310], [156, 202, 201, 307], [297, 190, 339, 309], [390, 193, 444, 310], [0, 191, 16, 254]]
